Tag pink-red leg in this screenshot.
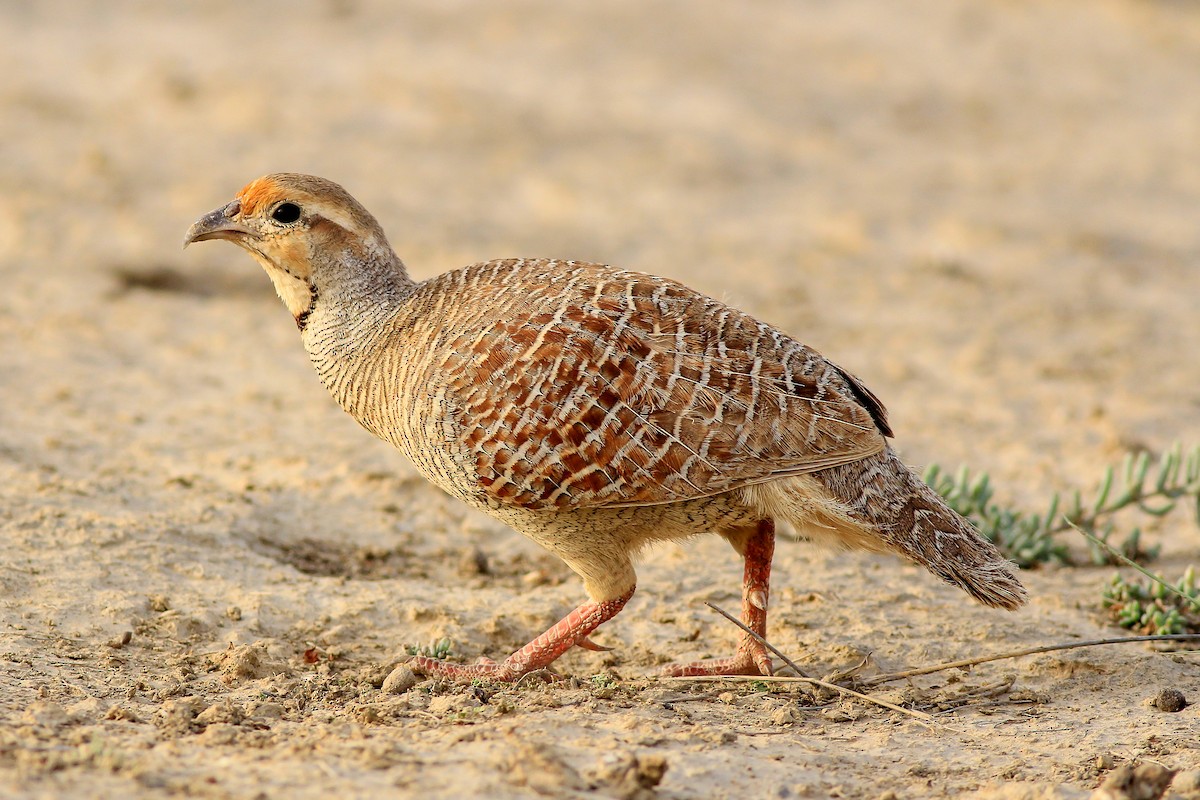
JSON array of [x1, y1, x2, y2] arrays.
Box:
[[664, 518, 776, 677], [411, 587, 634, 682]]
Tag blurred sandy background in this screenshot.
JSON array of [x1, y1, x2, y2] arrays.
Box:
[[2, 2, 1199, 798]]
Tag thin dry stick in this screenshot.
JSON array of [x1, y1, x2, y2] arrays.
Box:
[[697, 602, 943, 728], [703, 602, 807, 676], [863, 633, 1200, 687], [661, 674, 814, 685]]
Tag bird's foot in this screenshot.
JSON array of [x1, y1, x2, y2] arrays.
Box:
[[661, 643, 774, 677], [664, 519, 777, 678], [409, 588, 634, 683]]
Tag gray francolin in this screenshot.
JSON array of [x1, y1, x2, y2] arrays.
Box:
[[185, 173, 1026, 681]]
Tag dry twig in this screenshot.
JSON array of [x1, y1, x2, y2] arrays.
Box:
[[682, 603, 945, 728], [863, 633, 1200, 686]]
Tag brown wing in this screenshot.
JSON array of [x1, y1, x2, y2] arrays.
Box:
[[438, 264, 887, 510]]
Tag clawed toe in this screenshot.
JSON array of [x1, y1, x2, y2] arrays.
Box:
[[575, 636, 613, 652]]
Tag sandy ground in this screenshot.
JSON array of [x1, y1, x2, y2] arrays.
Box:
[[2, 1, 1200, 797]]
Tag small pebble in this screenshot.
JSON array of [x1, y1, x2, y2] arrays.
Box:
[[106, 631, 132, 649], [381, 665, 418, 695], [1154, 688, 1187, 712]]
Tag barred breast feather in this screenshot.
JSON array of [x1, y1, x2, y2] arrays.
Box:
[[424, 259, 892, 510]]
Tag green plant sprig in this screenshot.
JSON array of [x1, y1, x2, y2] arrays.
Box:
[[1102, 566, 1200, 635], [924, 443, 1200, 568], [404, 637, 454, 660]]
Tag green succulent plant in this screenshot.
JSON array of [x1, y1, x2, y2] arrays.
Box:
[[1102, 567, 1200, 636], [405, 637, 454, 660]]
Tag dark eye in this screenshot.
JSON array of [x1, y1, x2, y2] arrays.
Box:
[[271, 202, 301, 224]]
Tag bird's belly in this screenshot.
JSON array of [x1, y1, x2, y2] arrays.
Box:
[[483, 491, 761, 555]]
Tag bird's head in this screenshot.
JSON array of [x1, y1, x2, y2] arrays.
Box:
[[185, 173, 400, 326]]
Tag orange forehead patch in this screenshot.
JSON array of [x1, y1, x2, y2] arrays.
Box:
[[236, 176, 287, 216]]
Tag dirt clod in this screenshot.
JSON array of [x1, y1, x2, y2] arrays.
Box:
[[1152, 688, 1187, 713], [504, 742, 586, 795], [1092, 762, 1176, 800], [195, 700, 244, 727], [1171, 771, 1200, 799], [589, 752, 668, 800], [210, 642, 284, 685]]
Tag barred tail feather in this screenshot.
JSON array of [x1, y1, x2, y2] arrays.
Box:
[[901, 476, 1027, 609], [741, 447, 1027, 610]]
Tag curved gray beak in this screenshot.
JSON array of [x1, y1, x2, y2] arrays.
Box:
[[183, 200, 257, 248]]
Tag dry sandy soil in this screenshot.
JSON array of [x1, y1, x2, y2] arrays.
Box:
[[2, 1, 1200, 798]]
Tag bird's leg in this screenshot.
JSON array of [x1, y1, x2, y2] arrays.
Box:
[[664, 518, 776, 677], [411, 587, 634, 682]]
